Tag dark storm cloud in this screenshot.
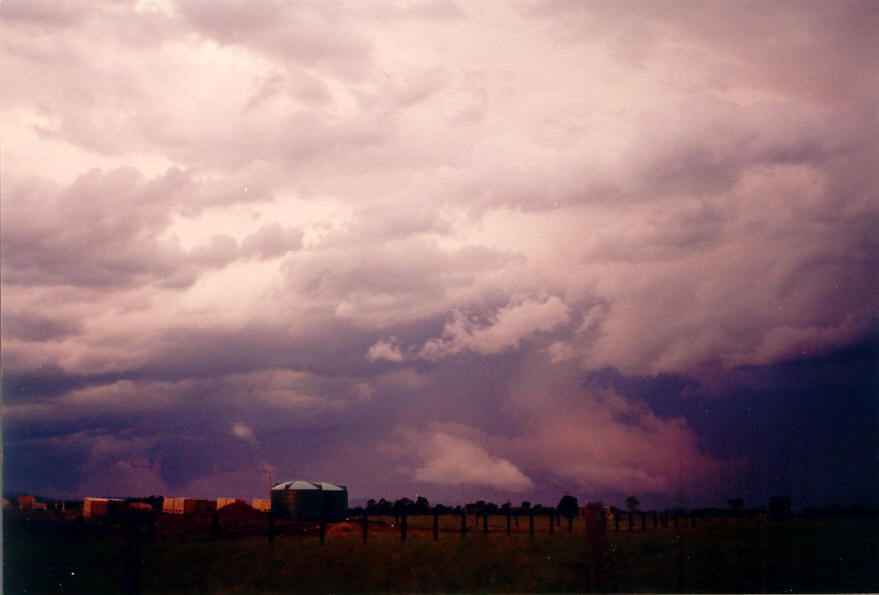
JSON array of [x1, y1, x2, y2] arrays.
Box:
[[1, 312, 82, 343]]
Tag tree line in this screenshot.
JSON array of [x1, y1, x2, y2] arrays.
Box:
[[350, 495, 584, 519]]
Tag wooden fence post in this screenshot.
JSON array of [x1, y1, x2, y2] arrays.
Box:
[[268, 512, 275, 547], [400, 513, 407, 541], [212, 511, 220, 542], [585, 503, 616, 593], [628, 512, 634, 531], [641, 512, 646, 531], [362, 511, 368, 544], [614, 513, 619, 532], [460, 511, 467, 537], [506, 509, 511, 534], [529, 512, 535, 536], [433, 512, 439, 541]]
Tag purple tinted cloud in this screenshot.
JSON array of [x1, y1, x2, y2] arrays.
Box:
[[2, 1, 876, 507]]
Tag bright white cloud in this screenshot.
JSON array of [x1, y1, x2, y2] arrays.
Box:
[[420, 296, 571, 360], [366, 338, 405, 362], [390, 425, 534, 492], [231, 422, 256, 443]]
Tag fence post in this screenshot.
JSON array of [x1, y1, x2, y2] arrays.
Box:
[[628, 512, 633, 531], [433, 512, 439, 541], [641, 511, 646, 531], [401, 513, 407, 541], [362, 511, 368, 544], [614, 513, 619, 532], [515, 512, 519, 527], [460, 511, 467, 537], [507, 510, 512, 534], [483, 513, 488, 534], [585, 503, 616, 593], [529, 512, 535, 537]]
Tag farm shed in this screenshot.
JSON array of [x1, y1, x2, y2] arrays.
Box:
[[162, 498, 217, 515], [252, 498, 271, 512], [271, 480, 348, 521], [83, 497, 124, 518]]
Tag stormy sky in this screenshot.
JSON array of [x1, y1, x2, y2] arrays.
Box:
[[2, 0, 877, 510]]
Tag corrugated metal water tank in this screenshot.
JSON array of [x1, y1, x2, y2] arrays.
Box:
[[271, 480, 348, 521], [317, 482, 348, 521]]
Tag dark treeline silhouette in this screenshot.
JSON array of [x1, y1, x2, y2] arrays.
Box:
[[353, 496, 578, 518]]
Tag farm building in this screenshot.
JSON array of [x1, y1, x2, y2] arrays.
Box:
[[271, 480, 348, 521], [162, 498, 217, 515], [83, 497, 124, 518], [252, 498, 271, 512]]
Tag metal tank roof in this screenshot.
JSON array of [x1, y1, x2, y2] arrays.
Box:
[[272, 480, 348, 491], [273, 480, 320, 491], [317, 482, 347, 491]]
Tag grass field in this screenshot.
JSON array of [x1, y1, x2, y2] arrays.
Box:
[[4, 512, 878, 592]]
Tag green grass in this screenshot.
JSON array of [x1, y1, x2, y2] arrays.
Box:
[[5, 513, 878, 593]]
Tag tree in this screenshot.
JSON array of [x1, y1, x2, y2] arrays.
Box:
[[375, 498, 393, 515], [769, 496, 792, 521], [625, 496, 640, 512], [557, 495, 579, 518], [414, 496, 430, 515], [393, 497, 414, 515]]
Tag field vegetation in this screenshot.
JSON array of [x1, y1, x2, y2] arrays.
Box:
[[4, 511, 878, 592]]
